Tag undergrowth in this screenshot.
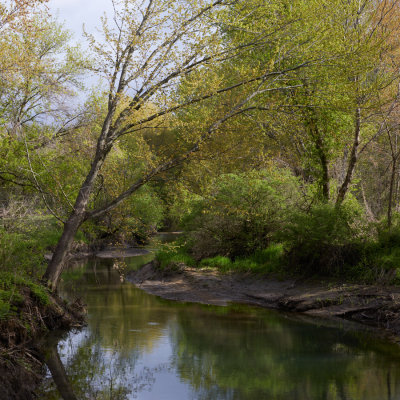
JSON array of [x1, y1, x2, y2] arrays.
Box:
[[199, 244, 284, 274], [156, 243, 196, 269], [155, 230, 400, 285], [156, 243, 285, 275], [0, 215, 62, 279], [0, 272, 49, 320]]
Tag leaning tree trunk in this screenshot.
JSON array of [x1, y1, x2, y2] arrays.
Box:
[[43, 212, 86, 291], [336, 107, 361, 205], [43, 138, 111, 291]]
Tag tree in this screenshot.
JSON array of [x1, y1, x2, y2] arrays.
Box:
[[225, 0, 400, 204], [0, 0, 47, 32], [0, 10, 88, 218], [0, 1, 50, 78], [43, 0, 314, 290]]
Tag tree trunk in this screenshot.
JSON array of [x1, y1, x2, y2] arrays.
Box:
[[43, 139, 111, 291], [314, 132, 330, 201], [306, 110, 330, 201], [388, 156, 397, 230], [42, 213, 85, 291], [361, 182, 376, 222], [336, 107, 361, 205]]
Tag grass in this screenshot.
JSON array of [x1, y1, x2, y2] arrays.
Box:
[[155, 241, 285, 275], [155, 237, 400, 285], [199, 244, 285, 274], [200, 255, 232, 269]]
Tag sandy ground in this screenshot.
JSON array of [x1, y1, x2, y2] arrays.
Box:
[[127, 262, 400, 342]]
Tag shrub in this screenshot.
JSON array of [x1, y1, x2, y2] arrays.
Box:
[[0, 215, 61, 279], [354, 215, 400, 283], [84, 185, 165, 245], [279, 202, 365, 276], [156, 243, 196, 269], [184, 168, 302, 259]]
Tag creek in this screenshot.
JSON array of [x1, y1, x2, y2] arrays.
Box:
[[36, 237, 400, 400]]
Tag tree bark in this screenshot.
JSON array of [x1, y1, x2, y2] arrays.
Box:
[[43, 128, 112, 290], [388, 155, 398, 229], [336, 107, 361, 205], [42, 213, 85, 291], [314, 132, 330, 201], [305, 108, 330, 201]]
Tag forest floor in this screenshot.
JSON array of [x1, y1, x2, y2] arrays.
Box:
[[127, 261, 400, 343]]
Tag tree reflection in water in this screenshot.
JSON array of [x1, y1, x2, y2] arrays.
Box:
[[35, 257, 400, 400], [169, 305, 400, 400], [39, 329, 174, 400]]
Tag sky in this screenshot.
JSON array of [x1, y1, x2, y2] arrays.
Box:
[[46, 0, 117, 97], [48, 0, 115, 43]]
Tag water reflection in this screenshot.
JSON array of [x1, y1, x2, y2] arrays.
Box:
[[41, 339, 78, 400], [37, 258, 400, 400]]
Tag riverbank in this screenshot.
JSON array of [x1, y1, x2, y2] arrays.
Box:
[[0, 288, 86, 400], [127, 261, 400, 342]]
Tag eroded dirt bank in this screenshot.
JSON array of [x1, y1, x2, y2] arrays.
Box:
[[0, 291, 86, 400], [127, 262, 400, 342]]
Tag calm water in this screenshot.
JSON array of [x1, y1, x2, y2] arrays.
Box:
[[37, 252, 400, 399]]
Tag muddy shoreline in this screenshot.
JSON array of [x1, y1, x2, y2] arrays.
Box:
[[127, 262, 400, 343]]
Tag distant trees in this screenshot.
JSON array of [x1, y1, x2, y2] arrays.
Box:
[[243, 0, 400, 204]]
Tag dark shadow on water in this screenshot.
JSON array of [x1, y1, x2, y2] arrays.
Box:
[[40, 338, 78, 400]]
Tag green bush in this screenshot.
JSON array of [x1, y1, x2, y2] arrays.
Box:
[[84, 185, 165, 244], [251, 245, 285, 266], [156, 243, 196, 269], [0, 214, 61, 279], [184, 168, 302, 259], [279, 202, 365, 276], [355, 215, 400, 283]]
